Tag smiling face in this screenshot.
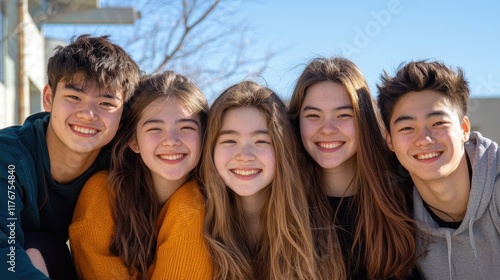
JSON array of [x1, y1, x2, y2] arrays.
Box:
[[43, 74, 124, 156], [299, 81, 357, 173], [214, 107, 276, 201], [386, 90, 470, 186], [129, 97, 202, 191]]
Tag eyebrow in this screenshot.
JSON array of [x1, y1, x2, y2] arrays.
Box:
[[65, 83, 122, 101], [393, 110, 450, 125], [302, 105, 353, 112], [219, 129, 269, 136], [142, 118, 200, 127]]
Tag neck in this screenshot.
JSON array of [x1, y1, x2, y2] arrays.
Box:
[[239, 191, 266, 247], [322, 156, 356, 197], [413, 154, 470, 222], [153, 176, 187, 205], [46, 134, 99, 184]]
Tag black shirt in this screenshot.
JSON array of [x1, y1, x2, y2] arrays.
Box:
[[328, 196, 368, 280], [328, 196, 422, 280]]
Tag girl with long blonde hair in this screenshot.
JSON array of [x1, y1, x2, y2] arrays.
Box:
[[202, 81, 338, 279]]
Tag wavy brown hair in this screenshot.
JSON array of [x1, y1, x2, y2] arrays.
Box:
[[108, 71, 208, 279], [47, 34, 139, 102], [202, 81, 320, 279], [377, 60, 470, 132], [288, 57, 416, 279]]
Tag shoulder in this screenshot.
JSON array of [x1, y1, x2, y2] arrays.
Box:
[[156, 181, 206, 244], [75, 171, 113, 212], [0, 113, 49, 157], [466, 132, 499, 159], [82, 170, 110, 189], [466, 131, 500, 176], [157, 181, 205, 228], [0, 114, 50, 191], [168, 180, 205, 208], [72, 171, 114, 230]]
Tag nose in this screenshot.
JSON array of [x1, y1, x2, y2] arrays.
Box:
[[235, 143, 256, 162], [162, 130, 181, 147], [77, 105, 98, 121], [319, 117, 338, 135], [414, 127, 435, 147]]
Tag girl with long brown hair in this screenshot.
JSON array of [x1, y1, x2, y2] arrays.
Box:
[[288, 57, 420, 279], [202, 81, 336, 279], [69, 71, 211, 279]]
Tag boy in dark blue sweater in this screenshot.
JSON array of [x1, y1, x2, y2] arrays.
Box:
[[0, 34, 139, 279]]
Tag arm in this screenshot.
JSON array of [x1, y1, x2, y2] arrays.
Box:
[[69, 171, 131, 280], [0, 151, 49, 279], [150, 183, 212, 280], [26, 248, 49, 276]]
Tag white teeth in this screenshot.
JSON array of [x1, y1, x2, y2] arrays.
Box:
[[73, 125, 97, 134], [232, 169, 259, 176], [160, 154, 183, 160], [318, 142, 342, 149], [416, 152, 441, 160]]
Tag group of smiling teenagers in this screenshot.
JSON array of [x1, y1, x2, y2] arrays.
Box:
[[1, 34, 498, 280]]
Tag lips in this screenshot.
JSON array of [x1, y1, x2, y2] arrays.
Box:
[[414, 152, 442, 160], [71, 125, 99, 135], [317, 141, 344, 149], [231, 169, 261, 176]]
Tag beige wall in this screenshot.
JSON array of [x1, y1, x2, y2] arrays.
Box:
[[468, 98, 500, 145], [1, 0, 136, 128]]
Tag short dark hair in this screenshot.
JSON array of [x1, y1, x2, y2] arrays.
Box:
[[377, 60, 470, 132], [46, 34, 140, 102]]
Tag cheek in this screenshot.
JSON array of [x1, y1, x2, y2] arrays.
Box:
[[185, 134, 202, 154], [449, 133, 466, 152], [136, 141, 153, 165], [343, 120, 357, 138], [213, 146, 226, 170], [51, 102, 71, 117], [299, 121, 314, 141], [137, 134, 160, 152], [263, 148, 276, 172], [103, 111, 123, 129], [391, 135, 409, 153], [268, 157, 276, 176]]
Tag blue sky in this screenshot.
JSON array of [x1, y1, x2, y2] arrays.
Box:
[[44, 0, 500, 102], [237, 0, 500, 100]]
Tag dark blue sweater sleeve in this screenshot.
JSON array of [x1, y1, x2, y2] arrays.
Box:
[[0, 148, 49, 279]]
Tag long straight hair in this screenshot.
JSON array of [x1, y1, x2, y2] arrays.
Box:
[[108, 71, 208, 279], [288, 57, 416, 279], [202, 81, 323, 279]]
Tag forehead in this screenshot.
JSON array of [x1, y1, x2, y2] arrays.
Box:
[[302, 81, 351, 108], [391, 90, 459, 121], [140, 97, 198, 122], [221, 107, 268, 130], [60, 72, 122, 99]]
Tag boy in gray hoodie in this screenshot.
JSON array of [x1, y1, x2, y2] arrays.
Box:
[[377, 60, 500, 280]]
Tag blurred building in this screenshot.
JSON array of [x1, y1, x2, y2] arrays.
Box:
[[0, 0, 137, 128]]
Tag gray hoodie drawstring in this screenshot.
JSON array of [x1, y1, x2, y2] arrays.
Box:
[[468, 219, 478, 258], [445, 230, 453, 280]]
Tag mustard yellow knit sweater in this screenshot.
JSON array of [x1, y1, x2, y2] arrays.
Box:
[[69, 171, 212, 280]]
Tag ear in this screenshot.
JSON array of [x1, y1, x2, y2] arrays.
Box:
[[128, 139, 140, 153], [42, 84, 53, 112], [461, 116, 471, 142], [384, 129, 394, 152]]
